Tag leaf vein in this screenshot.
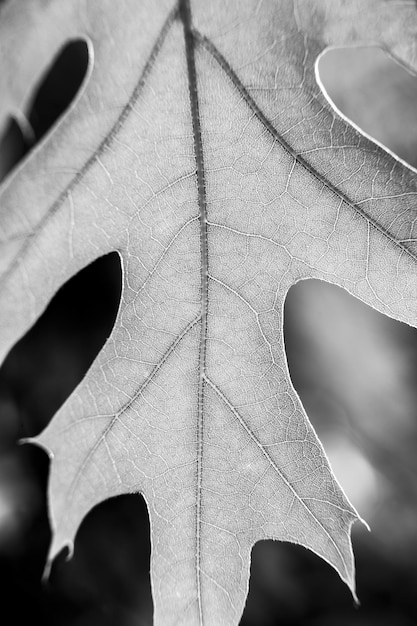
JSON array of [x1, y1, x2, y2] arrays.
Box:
[[195, 31, 417, 265], [0, 5, 179, 288], [204, 375, 350, 578], [62, 314, 201, 504]]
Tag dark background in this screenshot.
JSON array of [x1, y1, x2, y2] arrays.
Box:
[[0, 39, 417, 625]]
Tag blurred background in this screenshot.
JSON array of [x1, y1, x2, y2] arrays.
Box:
[[0, 38, 417, 626]]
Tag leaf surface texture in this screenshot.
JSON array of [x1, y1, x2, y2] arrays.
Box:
[[1, 1, 417, 623]]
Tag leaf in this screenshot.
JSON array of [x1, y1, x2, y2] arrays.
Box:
[[1, 0, 417, 623]]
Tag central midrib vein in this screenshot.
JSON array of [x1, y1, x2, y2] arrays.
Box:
[[180, 0, 208, 621]]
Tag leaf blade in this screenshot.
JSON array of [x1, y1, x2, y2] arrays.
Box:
[[1, 1, 417, 624]]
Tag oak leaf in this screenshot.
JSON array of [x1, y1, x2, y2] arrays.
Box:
[[1, 0, 417, 624]]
